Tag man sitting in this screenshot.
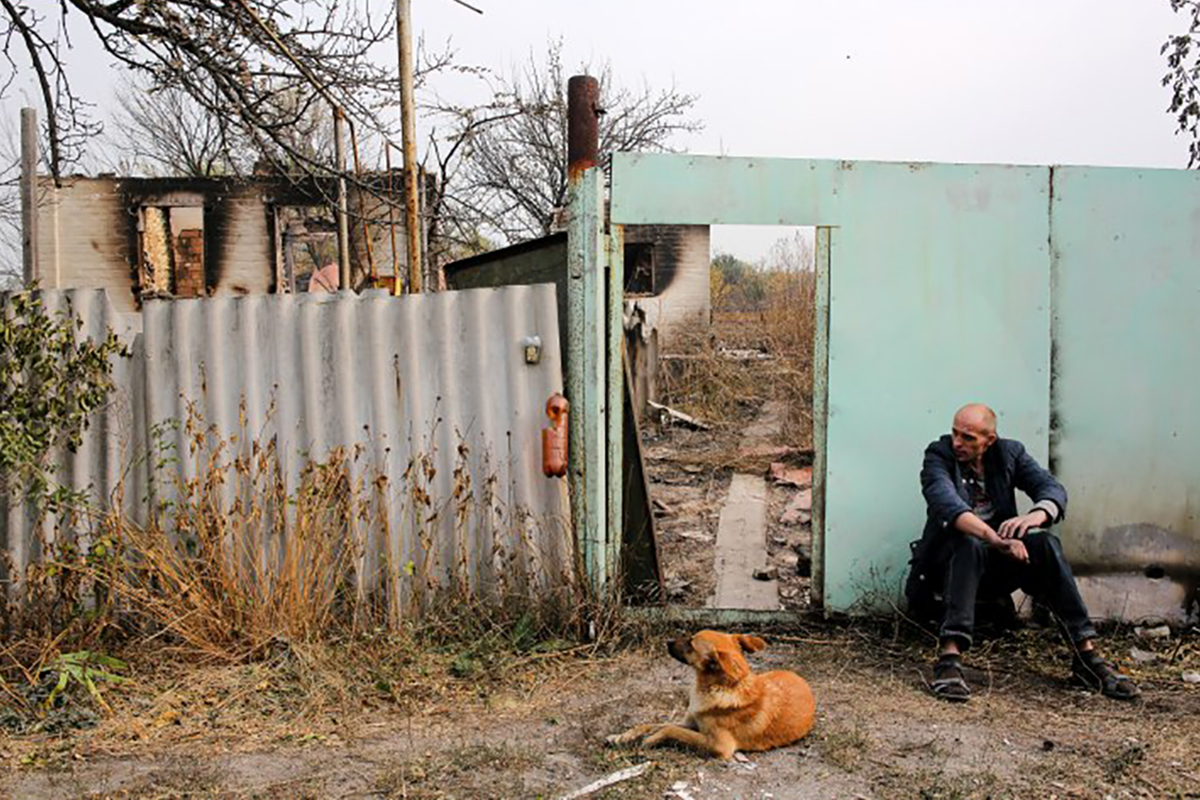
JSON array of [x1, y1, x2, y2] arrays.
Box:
[[906, 403, 1139, 702]]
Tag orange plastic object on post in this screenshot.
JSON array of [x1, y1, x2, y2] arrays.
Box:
[[542, 393, 569, 477]]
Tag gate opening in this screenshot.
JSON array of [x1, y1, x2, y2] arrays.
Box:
[[630, 224, 819, 613]]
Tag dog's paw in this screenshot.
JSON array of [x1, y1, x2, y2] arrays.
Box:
[[605, 732, 628, 747]]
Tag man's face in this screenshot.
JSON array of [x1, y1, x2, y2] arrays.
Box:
[[951, 414, 996, 462]]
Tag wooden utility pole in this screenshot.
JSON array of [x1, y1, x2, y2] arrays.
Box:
[[395, 0, 422, 294], [333, 107, 351, 291], [20, 107, 38, 286]]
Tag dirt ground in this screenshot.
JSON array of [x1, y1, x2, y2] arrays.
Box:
[[4, 620, 1198, 799], [641, 414, 814, 611]]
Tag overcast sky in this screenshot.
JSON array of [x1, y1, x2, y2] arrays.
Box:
[[5, 1, 1191, 261], [414, 0, 1187, 257]]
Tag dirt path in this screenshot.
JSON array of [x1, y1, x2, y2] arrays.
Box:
[[5, 629, 1197, 798]]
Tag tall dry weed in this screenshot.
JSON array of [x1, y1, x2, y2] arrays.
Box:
[[3, 402, 580, 670], [660, 268, 816, 447]]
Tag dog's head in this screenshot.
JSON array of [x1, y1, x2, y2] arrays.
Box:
[[666, 630, 767, 686]]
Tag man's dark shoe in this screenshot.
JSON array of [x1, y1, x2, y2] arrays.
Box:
[[1071, 650, 1140, 700], [930, 654, 971, 702]]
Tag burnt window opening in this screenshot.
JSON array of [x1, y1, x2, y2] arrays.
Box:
[[138, 205, 205, 299], [276, 206, 339, 293], [625, 242, 655, 296]]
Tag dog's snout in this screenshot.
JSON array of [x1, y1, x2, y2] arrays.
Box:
[[666, 639, 688, 664]]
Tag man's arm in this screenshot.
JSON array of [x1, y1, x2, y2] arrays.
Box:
[[921, 443, 1029, 562], [998, 442, 1069, 540]]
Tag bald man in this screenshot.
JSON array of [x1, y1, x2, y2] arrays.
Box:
[[906, 404, 1138, 702]]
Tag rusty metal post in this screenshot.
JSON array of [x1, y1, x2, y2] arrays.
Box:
[[396, 0, 422, 293], [333, 106, 352, 291], [20, 107, 38, 286], [565, 74, 607, 592], [567, 75, 600, 178]]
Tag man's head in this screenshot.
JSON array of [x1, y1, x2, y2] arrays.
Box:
[[951, 404, 997, 463]]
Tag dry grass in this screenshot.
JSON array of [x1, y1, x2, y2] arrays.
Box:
[[4, 617, 1197, 797], [0, 401, 621, 740], [658, 268, 816, 448]]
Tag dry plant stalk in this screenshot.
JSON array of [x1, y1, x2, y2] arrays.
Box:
[[661, 268, 816, 447]]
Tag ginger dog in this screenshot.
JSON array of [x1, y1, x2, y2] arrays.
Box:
[[607, 630, 816, 760]]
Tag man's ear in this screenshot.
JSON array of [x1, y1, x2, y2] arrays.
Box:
[[737, 634, 767, 653]]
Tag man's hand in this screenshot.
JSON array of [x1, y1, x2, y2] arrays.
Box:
[[995, 538, 1029, 563], [998, 510, 1050, 540]]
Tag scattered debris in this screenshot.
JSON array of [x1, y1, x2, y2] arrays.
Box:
[[653, 498, 674, 516], [1182, 671, 1200, 684], [768, 463, 812, 488], [794, 543, 812, 577], [558, 763, 650, 799], [777, 551, 800, 570], [771, 535, 789, 546], [679, 530, 714, 543], [717, 347, 774, 362], [667, 781, 697, 800], [736, 444, 804, 460], [753, 566, 779, 581], [1135, 625, 1171, 641], [665, 576, 692, 598], [1129, 647, 1158, 664], [780, 489, 813, 525], [649, 400, 712, 431]]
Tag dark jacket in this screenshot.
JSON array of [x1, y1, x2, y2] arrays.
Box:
[[906, 435, 1068, 603]]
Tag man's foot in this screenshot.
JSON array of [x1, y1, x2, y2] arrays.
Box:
[[930, 653, 971, 702], [1071, 650, 1140, 700]]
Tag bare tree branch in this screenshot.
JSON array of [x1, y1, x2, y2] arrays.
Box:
[[1163, 0, 1200, 167], [0, 1, 406, 181], [424, 37, 703, 258]]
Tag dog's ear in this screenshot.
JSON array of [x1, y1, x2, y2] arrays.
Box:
[[737, 634, 767, 653], [713, 649, 750, 683]]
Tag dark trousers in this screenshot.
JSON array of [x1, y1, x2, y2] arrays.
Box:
[[940, 530, 1097, 649]]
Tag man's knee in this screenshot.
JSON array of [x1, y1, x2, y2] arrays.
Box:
[[1021, 530, 1063, 560]]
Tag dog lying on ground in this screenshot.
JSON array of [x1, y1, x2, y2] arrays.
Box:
[[606, 630, 816, 760]]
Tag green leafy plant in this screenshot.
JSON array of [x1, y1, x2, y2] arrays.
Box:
[[43, 650, 128, 713], [0, 289, 129, 509]]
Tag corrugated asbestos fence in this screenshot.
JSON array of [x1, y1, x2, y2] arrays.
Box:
[[1, 286, 572, 612]]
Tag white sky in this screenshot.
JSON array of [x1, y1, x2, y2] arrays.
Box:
[[4, 0, 1191, 261]]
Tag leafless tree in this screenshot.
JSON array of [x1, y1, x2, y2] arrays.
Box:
[[0, 1, 407, 182], [104, 75, 250, 178], [424, 38, 703, 258], [763, 231, 815, 272], [1163, 0, 1200, 166], [0, 114, 22, 289]]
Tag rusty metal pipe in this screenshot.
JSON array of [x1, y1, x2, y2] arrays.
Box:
[[567, 75, 600, 180]]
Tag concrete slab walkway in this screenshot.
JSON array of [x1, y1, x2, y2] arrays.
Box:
[[709, 400, 786, 610], [710, 473, 778, 609]]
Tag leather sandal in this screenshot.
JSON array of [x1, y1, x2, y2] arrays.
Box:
[[931, 654, 971, 702], [1072, 650, 1140, 700]]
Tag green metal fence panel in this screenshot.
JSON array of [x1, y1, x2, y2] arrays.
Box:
[[611, 153, 842, 226], [1050, 166, 1200, 574], [821, 161, 1052, 610], [610, 153, 1053, 612], [567, 167, 609, 591]]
